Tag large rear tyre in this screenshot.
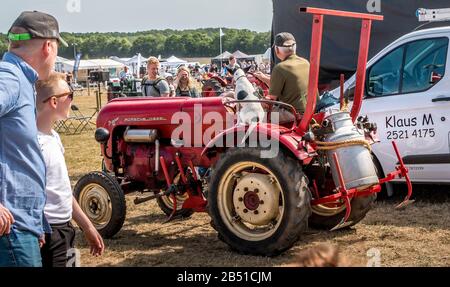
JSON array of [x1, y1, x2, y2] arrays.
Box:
[[74, 171, 126, 238], [156, 174, 194, 218], [208, 147, 311, 256], [309, 194, 376, 230]]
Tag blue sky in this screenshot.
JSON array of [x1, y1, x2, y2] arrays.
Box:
[[1, 0, 273, 33]]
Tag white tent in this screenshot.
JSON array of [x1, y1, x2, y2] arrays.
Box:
[[262, 48, 271, 62], [125, 53, 147, 75], [56, 58, 125, 83], [109, 56, 129, 63], [55, 56, 71, 72], [165, 55, 187, 64]]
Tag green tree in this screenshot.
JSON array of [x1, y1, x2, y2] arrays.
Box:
[[131, 34, 166, 57], [164, 34, 185, 57], [31, 28, 270, 60]]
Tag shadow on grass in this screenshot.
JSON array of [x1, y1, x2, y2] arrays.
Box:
[[75, 212, 356, 267]]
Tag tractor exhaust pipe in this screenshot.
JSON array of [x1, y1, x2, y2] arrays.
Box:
[[124, 128, 158, 143]]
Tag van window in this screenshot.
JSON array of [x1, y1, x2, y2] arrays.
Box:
[[402, 38, 448, 93], [367, 46, 404, 96], [367, 37, 449, 97]]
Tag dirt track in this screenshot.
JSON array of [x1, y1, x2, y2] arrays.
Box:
[[73, 188, 450, 267]]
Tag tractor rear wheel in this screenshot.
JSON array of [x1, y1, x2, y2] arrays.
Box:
[[74, 171, 126, 238], [309, 154, 379, 230], [156, 174, 194, 218], [309, 194, 376, 230], [208, 147, 311, 256]]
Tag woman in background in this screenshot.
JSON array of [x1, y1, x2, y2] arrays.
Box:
[[174, 66, 200, 98]]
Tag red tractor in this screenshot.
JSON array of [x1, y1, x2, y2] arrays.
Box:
[[75, 7, 412, 256]]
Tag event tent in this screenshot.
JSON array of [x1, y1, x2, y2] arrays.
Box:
[[165, 55, 187, 64], [212, 51, 232, 60], [262, 48, 271, 63]]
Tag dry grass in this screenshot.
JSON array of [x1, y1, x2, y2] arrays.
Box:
[[61, 91, 450, 267]]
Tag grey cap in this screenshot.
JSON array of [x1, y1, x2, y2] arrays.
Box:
[[8, 11, 68, 47], [274, 32, 296, 47]]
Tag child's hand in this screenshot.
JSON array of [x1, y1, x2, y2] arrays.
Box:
[[39, 234, 46, 248], [0, 203, 14, 236], [84, 227, 105, 256]]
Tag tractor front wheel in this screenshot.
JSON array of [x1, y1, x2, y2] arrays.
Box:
[[74, 171, 126, 238], [208, 147, 311, 256]]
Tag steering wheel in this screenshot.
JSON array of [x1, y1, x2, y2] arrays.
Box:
[[247, 72, 270, 89], [402, 71, 419, 90], [369, 78, 391, 96]]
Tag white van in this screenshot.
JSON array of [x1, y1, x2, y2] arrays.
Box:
[[329, 26, 450, 186]]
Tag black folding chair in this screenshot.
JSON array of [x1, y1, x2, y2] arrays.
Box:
[[67, 105, 97, 134]]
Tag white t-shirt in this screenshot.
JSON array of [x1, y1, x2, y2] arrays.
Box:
[[38, 130, 73, 225]]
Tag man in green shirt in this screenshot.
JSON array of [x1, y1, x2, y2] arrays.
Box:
[[255, 32, 314, 119]]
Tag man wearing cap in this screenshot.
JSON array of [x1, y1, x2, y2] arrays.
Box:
[[255, 32, 315, 116], [0, 11, 67, 267]]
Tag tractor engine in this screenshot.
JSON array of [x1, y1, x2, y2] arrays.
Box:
[[96, 96, 232, 194], [119, 128, 163, 190]]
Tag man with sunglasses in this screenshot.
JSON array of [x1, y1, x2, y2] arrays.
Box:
[[254, 32, 315, 116], [35, 72, 104, 267], [0, 11, 67, 267]]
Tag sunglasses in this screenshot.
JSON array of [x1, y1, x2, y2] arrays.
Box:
[[273, 42, 296, 48], [43, 91, 74, 103]]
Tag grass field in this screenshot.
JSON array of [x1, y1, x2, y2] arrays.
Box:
[[61, 91, 450, 267]]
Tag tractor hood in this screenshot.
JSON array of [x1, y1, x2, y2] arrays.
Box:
[[97, 96, 228, 131]]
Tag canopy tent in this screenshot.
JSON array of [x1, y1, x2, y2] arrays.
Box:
[[76, 59, 125, 70], [56, 58, 125, 84], [212, 51, 232, 60], [109, 56, 130, 65], [165, 55, 187, 64], [125, 53, 147, 75], [232, 50, 251, 59], [262, 48, 271, 63], [272, 0, 450, 83], [55, 56, 71, 72]]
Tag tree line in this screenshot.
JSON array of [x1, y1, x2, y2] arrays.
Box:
[[0, 28, 270, 60]]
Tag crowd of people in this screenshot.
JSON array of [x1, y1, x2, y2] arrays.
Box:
[[115, 54, 272, 99]]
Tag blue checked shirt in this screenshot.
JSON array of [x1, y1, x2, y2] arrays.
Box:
[[0, 52, 48, 237]]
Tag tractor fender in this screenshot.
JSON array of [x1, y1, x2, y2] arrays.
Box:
[[201, 124, 312, 161]]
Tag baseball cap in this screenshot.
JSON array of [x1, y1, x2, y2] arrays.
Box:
[[8, 11, 68, 47], [274, 32, 296, 47]]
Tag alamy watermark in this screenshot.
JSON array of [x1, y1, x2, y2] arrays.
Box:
[[66, 0, 81, 13], [367, 0, 381, 13], [366, 248, 381, 267], [67, 248, 81, 267]]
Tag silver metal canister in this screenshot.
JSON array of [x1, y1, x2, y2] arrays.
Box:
[[324, 111, 379, 190]]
